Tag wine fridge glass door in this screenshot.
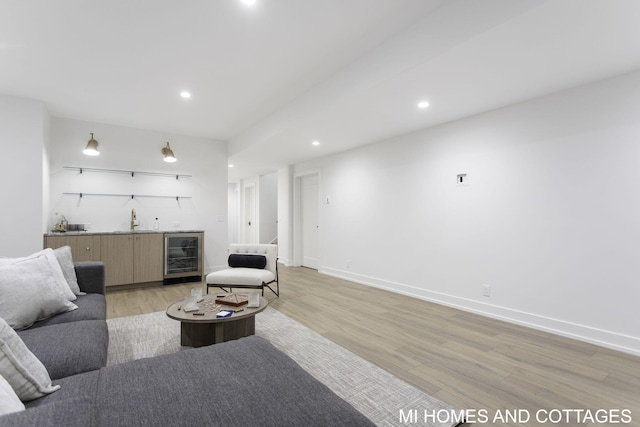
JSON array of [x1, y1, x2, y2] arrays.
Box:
[[164, 233, 203, 279]]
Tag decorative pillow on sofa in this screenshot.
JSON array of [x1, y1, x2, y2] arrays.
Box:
[[52, 246, 81, 295], [0, 317, 60, 401], [0, 255, 78, 330], [39, 249, 77, 302], [228, 253, 267, 269], [0, 373, 25, 416], [0, 249, 77, 302]]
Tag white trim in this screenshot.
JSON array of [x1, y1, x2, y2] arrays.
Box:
[[320, 266, 640, 356], [293, 169, 321, 268], [278, 257, 291, 267]]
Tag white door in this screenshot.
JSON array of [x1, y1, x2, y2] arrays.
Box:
[[301, 174, 319, 269], [243, 185, 256, 243]]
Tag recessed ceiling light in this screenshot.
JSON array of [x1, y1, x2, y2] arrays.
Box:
[[241, 0, 257, 6], [417, 101, 429, 109], [228, 164, 235, 168], [180, 91, 191, 99], [312, 140, 320, 146]]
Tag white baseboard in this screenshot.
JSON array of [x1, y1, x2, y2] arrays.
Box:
[[277, 257, 291, 267], [320, 266, 640, 356]]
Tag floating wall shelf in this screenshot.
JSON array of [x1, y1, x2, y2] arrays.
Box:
[[62, 192, 191, 200], [62, 166, 192, 200], [63, 166, 192, 180]]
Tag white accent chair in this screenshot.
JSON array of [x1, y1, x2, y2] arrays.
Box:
[[206, 244, 279, 296]]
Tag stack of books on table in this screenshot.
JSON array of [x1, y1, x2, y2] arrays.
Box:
[[215, 294, 248, 307]]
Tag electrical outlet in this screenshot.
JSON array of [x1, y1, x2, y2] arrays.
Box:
[[482, 284, 491, 297], [173, 222, 181, 228]]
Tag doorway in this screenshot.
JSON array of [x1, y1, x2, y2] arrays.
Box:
[[294, 171, 320, 269], [242, 183, 256, 243]]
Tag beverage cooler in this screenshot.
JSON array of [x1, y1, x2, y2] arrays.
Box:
[[163, 232, 203, 284]]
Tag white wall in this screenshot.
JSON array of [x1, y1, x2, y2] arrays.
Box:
[[228, 172, 278, 248], [228, 182, 239, 244], [49, 117, 228, 273], [42, 113, 51, 234], [292, 70, 640, 355], [277, 166, 293, 265], [0, 95, 48, 256]]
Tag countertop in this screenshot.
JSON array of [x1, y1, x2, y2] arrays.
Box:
[[44, 230, 204, 236]]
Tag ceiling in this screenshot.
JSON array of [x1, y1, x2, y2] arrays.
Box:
[[2, 0, 640, 180]]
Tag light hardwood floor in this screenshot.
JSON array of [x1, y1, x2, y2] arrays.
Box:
[[106, 266, 640, 427]]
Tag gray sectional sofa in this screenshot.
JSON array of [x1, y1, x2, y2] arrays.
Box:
[[1, 262, 375, 426]]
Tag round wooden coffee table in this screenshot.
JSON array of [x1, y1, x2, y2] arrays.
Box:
[[166, 294, 268, 347]]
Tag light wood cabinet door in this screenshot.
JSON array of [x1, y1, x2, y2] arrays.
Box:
[[45, 235, 102, 261], [45, 232, 165, 287], [133, 233, 164, 283], [101, 234, 134, 287]]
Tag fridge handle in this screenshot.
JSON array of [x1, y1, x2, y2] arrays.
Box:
[[164, 236, 168, 275]]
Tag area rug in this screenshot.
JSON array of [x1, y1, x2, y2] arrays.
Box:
[[107, 307, 462, 427]]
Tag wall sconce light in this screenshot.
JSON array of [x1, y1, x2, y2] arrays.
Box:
[[83, 133, 100, 156], [162, 142, 177, 162]]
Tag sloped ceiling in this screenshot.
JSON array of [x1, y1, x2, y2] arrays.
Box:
[[2, 0, 640, 179]]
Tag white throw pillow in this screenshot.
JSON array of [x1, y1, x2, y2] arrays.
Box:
[[0, 255, 77, 330], [39, 248, 77, 302], [0, 249, 77, 302], [0, 373, 25, 415], [52, 246, 81, 295], [0, 317, 60, 401]]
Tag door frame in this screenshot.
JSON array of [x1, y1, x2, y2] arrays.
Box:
[[241, 182, 257, 244], [293, 169, 321, 268]]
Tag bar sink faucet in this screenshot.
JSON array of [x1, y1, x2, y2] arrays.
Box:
[[130, 209, 139, 230]]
